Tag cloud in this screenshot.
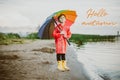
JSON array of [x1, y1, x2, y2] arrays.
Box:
[[0, 11, 35, 27]]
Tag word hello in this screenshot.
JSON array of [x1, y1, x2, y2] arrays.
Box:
[[87, 8, 108, 18], [81, 8, 117, 26]]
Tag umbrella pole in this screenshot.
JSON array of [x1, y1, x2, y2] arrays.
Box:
[[52, 17, 71, 45]]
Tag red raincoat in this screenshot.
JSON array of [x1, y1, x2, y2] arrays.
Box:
[[53, 24, 71, 54]]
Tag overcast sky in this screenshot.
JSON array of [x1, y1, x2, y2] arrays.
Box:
[[0, 0, 120, 35]]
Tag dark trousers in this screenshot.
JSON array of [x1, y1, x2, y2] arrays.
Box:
[[56, 54, 66, 61]]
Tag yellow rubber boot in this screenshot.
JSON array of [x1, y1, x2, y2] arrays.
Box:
[[57, 61, 65, 72], [62, 60, 70, 71]]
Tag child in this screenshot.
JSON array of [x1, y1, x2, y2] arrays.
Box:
[[53, 14, 71, 71]]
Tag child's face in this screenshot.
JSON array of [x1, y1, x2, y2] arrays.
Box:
[[59, 15, 66, 23]]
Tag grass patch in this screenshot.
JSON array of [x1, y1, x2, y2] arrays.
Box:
[[0, 39, 25, 45], [0, 32, 24, 45], [0, 32, 39, 45]]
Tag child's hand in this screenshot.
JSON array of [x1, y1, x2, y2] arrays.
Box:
[[60, 31, 65, 35], [60, 31, 67, 38]]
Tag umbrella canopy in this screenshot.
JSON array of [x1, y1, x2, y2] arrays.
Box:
[[38, 10, 77, 39]]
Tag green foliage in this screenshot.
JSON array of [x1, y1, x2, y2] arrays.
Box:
[[0, 32, 21, 45], [70, 34, 116, 46], [26, 32, 39, 39], [7, 33, 21, 39], [0, 33, 6, 40], [0, 32, 21, 40]]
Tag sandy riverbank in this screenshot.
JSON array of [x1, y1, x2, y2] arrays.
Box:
[[0, 40, 88, 80]]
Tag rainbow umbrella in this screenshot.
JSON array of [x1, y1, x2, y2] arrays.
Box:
[[38, 10, 77, 39]]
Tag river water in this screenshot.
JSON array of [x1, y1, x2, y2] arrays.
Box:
[[75, 39, 120, 80]]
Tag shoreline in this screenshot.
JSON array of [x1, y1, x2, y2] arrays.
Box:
[[0, 40, 88, 80]]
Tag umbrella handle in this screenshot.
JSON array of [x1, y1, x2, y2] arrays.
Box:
[[65, 37, 71, 45], [52, 17, 71, 45], [52, 17, 61, 31]]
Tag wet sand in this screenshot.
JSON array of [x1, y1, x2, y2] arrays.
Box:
[[0, 40, 88, 80]]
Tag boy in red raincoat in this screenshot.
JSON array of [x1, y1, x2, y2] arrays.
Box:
[[53, 14, 71, 71]]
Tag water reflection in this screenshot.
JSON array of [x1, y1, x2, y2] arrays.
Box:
[[76, 38, 120, 80]]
